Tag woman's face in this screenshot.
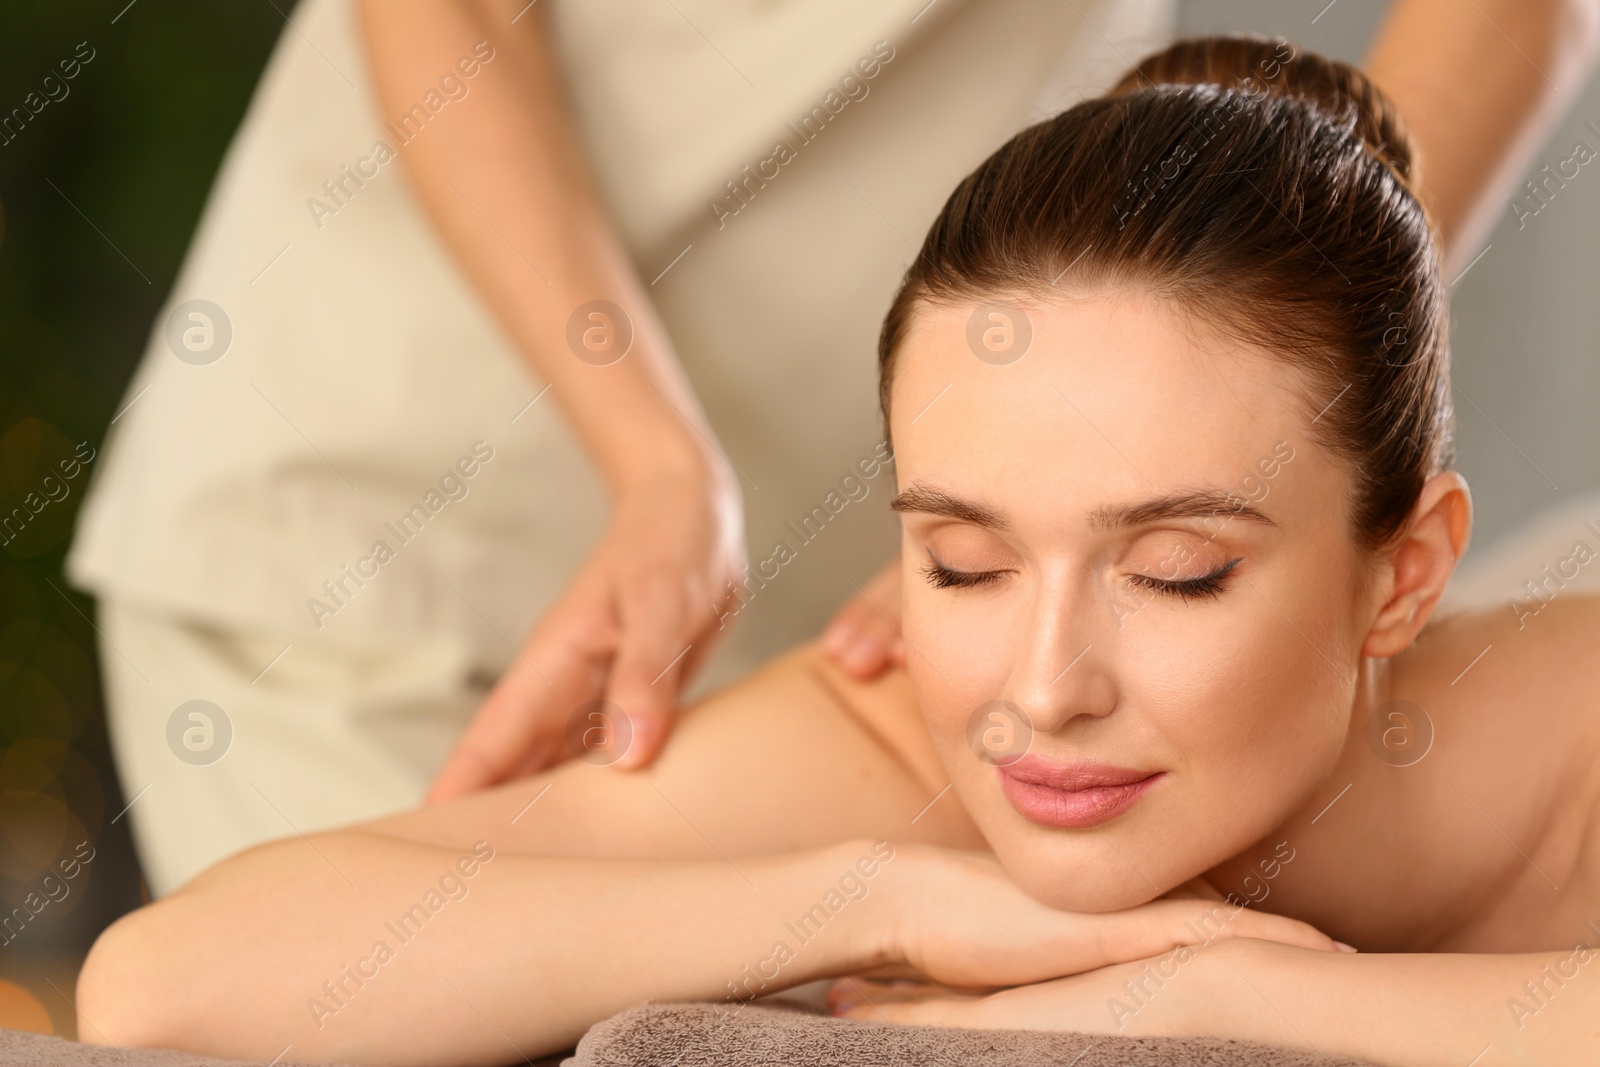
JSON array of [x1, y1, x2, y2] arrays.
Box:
[[890, 288, 1372, 911]]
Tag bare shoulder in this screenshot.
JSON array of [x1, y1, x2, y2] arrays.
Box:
[[799, 645, 958, 801], [357, 642, 982, 861], [1393, 592, 1600, 916], [1406, 591, 1600, 745]]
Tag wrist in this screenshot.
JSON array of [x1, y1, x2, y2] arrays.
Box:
[[1159, 934, 1266, 1038], [790, 838, 905, 981], [606, 433, 734, 499]]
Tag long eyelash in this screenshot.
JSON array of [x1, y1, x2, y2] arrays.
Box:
[[1129, 557, 1243, 601], [921, 557, 1244, 596], [920, 560, 1004, 590]]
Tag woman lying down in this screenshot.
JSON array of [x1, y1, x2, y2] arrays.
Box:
[[79, 37, 1600, 1067]]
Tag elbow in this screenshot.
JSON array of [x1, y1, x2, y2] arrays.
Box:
[[76, 838, 341, 1059], [76, 900, 200, 1050]]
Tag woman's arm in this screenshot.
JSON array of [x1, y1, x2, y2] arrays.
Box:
[[72, 646, 945, 1062], [838, 937, 1600, 1066], [1365, 0, 1600, 275], [74, 647, 1346, 1064], [83, 834, 900, 1064], [77, 839, 1345, 1065]]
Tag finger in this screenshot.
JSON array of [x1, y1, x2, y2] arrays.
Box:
[[605, 571, 694, 770], [821, 578, 904, 679], [826, 976, 975, 1009], [427, 606, 611, 802], [1206, 904, 1349, 953], [830, 984, 974, 1027], [675, 598, 729, 683], [822, 609, 888, 666], [1085, 898, 1341, 968], [506, 641, 613, 782], [834, 1001, 943, 1025], [1160, 874, 1227, 902], [825, 977, 904, 1021], [428, 661, 544, 803]]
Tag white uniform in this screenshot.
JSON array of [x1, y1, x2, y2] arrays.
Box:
[[67, 0, 1174, 895]]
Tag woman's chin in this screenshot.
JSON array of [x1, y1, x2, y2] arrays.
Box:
[[962, 782, 1188, 912], [994, 843, 1175, 913]]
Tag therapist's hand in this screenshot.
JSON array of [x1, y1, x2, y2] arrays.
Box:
[[363, 2, 755, 799], [821, 556, 905, 679], [429, 459, 745, 800]]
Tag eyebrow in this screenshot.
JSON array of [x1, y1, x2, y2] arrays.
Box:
[[890, 485, 1010, 529], [1088, 488, 1279, 531], [890, 483, 1279, 532]]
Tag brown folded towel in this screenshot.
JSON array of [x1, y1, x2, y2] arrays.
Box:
[[0, 1027, 579, 1067], [0, 1026, 294, 1067], [565, 1001, 1387, 1067], [0, 1026, 570, 1067], [1, 1002, 1386, 1067]]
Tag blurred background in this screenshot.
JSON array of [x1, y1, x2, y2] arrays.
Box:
[[1, 0, 1595, 1039]]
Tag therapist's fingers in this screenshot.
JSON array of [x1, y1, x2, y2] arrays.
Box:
[[432, 661, 563, 800], [426, 590, 614, 802], [502, 646, 612, 782], [604, 569, 711, 771], [821, 556, 905, 678]]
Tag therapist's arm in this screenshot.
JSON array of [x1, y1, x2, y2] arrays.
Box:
[[1365, 0, 1600, 276], [358, 1, 745, 791]]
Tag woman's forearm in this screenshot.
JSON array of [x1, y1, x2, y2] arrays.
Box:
[[76, 833, 897, 1065], [1195, 938, 1600, 1066], [918, 938, 1600, 1062], [358, 0, 723, 491]]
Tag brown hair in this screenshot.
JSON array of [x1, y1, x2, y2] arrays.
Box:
[[878, 35, 1453, 552]]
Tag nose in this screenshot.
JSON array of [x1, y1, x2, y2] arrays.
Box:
[[1003, 569, 1117, 736]]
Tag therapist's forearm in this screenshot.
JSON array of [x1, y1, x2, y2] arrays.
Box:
[[1365, 0, 1600, 274], [358, 0, 721, 492], [76, 834, 885, 1065]]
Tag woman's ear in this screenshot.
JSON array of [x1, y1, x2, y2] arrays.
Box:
[[1362, 471, 1473, 658]]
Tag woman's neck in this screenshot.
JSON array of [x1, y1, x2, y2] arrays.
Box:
[[1203, 602, 1600, 953], [1201, 653, 1448, 948]]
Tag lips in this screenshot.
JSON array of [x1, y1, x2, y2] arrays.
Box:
[[996, 756, 1164, 828]]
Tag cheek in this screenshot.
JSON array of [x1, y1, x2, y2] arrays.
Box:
[[1141, 617, 1344, 781], [1124, 561, 1359, 852], [1132, 597, 1320, 740], [900, 561, 1014, 762]]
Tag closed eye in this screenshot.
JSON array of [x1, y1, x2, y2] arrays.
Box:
[[920, 559, 1006, 589], [1129, 557, 1243, 601], [920, 556, 1244, 596]]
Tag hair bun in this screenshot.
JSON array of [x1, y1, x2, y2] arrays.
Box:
[[1106, 35, 1418, 191]]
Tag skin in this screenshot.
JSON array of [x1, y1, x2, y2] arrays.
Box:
[[76, 288, 1600, 1065]]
